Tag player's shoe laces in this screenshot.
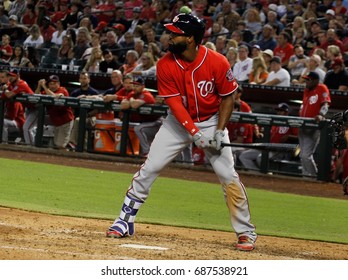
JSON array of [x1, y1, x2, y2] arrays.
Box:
[[106, 219, 134, 238], [235, 235, 255, 251]]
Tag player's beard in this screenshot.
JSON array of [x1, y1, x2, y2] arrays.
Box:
[[168, 41, 188, 54]]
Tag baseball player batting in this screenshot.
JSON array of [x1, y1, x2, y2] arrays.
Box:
[[106, 13, 257, 251]]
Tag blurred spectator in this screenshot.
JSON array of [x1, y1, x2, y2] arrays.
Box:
[[96, 0, 116, 23], [299, 72, 331, 177], [51, 20, 66, 46], [233, 44, 252, 82], [239, 103, 298, 171], [226, 47, 239, 69], [131, 52, 156, 79], [273, 32, 294, 68], [127, 7, 145, 35], [81, 32, 101, 61], [112, 23, 126, 44], [140, 0, 156, 24], [6, 14, 28, 43], [71, 27, 91, 60], [205, 41, 216, 51], [147, 42, 161, 62], [292, 54, 326, 85], [324, 58, 348, 91], [263, 56, 291, 87], [134, 39, 145, 61], [333, 0, 347, 15], [249, 56, 269, 84], [39, 16, 56, 48], [62, 3, 82, 30], [292, 27, 307, 49], [206, 22, 229, 45], [9, 45, 34, 68], [35, 75, 74, 149], [50, 1, 69, 24], [120, 76, 160, 157], [68, 71, 100, 150], [119, 32, 135, 62], [266, 10, 284, 34], [244, 8, 262, 38], [154, 0, 171, 35], [324, 45, 342, 70], [288, 45, 308, 80], [58, 35, 74, 59], [319, 28, 345, 54], [256, 24, 277, 51], [0, 34, 13, 64], [159, 33, 170, 57], [124, 0, 143, 19], [281, 1, 304, 25], [8, 0, 27, 20], [21, 4, 37, 25], [103, 69, 124, 96], [119, 50, 138, 75], [0, 6, 9, 25], [99, 49, 122, 73], [101, 30, 121, 61], [217, 0, 241, 33], [77, 4, 98, 29], [103, 73, 133, 103], [78, 17, 93, 33], [304, 21, 322, 55], [145, 28, 161, 49], [262, 49, 274, 71], [83, 46, 103, 73], [251, 44, 262, 58], [23, 24, 44, 48]]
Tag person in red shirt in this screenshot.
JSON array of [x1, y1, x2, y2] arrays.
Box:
[[39, 16, 56, 47], [273, 32, 294, 68], [50, 1, 70, 24], [140, 0, 156, 24], [119, 76, 161, 156], [106, 14, 257, 251], [239, 103, 298, 170], [0, 35, 13, 64], [299, 71, 331, 177], [4, 68, 37, 145], [35, 75, 74, 149], [21, 4, 38, 26], [0, 70, 25, 143]]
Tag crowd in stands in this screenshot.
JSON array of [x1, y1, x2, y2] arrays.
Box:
[[0, 0, 347, 180]]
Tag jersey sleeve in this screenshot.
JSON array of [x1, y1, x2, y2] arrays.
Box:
[[213, 54, 238, 96], [157, 58, 181, 98], [319, 84, 331, 104]]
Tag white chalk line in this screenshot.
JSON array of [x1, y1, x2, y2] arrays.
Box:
[[120, 244, 169, 251], [0, 245, 137, 260]]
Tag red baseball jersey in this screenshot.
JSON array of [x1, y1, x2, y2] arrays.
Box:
[[157, 46, 238, 134], [126, 90, 158, 123], [227, 122, 254, 143], [4, 101, 25, 129], [43, 87, 74, 126], [270, 125, 298, 143], [300, 84, 331, 118], [8, 79, 34, 95]]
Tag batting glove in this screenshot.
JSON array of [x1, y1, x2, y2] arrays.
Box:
[[210, 129, 225, 150], [193, 131, 213, 149]]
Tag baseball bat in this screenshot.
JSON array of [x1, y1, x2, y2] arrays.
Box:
[[221, 142, 300, 155]]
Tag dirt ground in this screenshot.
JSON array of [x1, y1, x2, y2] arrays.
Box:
[[0, 146, 347, 260]]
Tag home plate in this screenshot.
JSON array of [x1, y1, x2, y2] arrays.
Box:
[[120, 244, 169, 251]]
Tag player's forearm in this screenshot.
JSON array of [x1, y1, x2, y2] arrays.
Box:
[[165, 96, 199, 136], [217, 95, 234, 131]]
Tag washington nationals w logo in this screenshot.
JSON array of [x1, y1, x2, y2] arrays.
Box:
[[197, 79, 215, 97]]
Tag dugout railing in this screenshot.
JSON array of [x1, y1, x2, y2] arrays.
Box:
[[0, 94, 333, 182]]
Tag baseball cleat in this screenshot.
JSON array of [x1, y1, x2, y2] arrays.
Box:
[[106, 219, 134, 238], [235, 236, 255, 251]]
